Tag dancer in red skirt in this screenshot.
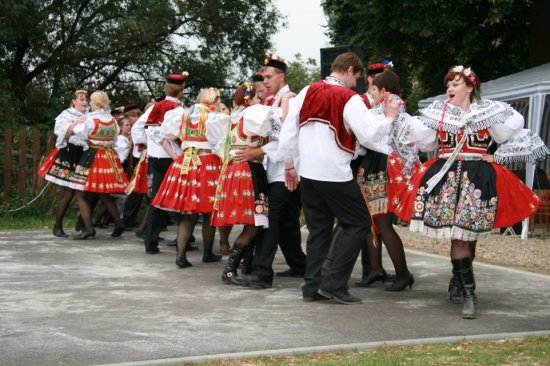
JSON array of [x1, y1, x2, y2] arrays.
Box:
[[69, 91, 129, 240], [211, 83, 272, 286], [394, 65, 549, 318], [151, 88, 229, 268], [356, 70, 419, 292], [38, 90, 89, 237]]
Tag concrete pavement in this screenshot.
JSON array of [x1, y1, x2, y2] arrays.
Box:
[[0, 226, 549, 365]]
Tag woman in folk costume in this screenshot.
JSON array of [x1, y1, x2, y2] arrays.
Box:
[[151, 88, 229, 268], [356, 70, 419, 292], [394, 65, 548, 319], [211, 82, 272, 286], [38, 90, 89, 237], [69, 91, 129, 240]]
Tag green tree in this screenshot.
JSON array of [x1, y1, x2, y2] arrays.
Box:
[[0, 0, 281, 128], [322, 0, 547, 112], [285, 53, 321, 92]]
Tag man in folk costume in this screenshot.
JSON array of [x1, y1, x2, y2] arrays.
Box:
[[132, 72, 188, 254], [277, 52, 401, 303], [235, 53, 307, 288]]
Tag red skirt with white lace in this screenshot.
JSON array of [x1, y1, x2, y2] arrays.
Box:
[[69, 146, 129, 193], [151, 154, 221, 214], [210, 161, 269, 227]]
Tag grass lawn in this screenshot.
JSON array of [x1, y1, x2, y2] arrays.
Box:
[[184, 336, 549, 366]]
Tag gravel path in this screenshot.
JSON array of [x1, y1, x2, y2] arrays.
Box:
[[395, 225, 550, 275]]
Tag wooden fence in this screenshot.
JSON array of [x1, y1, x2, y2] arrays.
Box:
[[1, 128, 55, 199]]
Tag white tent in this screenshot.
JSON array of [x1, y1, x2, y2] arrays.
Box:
[[418, 63, 550, 239]]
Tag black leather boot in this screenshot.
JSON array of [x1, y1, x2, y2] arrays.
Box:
[[222, 244, 249, 286], [449, 260, 463, 304], [456, 257, 477, 319], [241, 243, 255, 275]]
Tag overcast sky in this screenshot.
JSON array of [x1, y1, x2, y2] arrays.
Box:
[[271, 0, 331, 65]]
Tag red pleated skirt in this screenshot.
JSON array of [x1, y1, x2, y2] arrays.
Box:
[[152, 154, 221, 214], [70, 147, 129, 193], [386, 152, 422, 214], [211, 161, 258, 227], [38, 148, 58, 177]]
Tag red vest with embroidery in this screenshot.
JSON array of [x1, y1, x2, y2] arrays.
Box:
[[145, 99, 179, 128], [299, 81, 358, 154], [438, 129, 492, 155]]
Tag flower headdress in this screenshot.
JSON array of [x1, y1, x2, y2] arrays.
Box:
[[451, 65, 481, 99], [242, 82, 252, 101]]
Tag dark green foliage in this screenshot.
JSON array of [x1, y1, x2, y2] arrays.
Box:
[[322, 0, 547, 112], [0, 0, 281, 128]]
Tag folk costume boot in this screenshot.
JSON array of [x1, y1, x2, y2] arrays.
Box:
[[221, 244, 249, 287], [449, 260, 463, 304], [241, 243, 255, 275], [456, 257, 477, 319]]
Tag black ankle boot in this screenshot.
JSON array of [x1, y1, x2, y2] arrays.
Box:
[[111, 223, 125, 237], [53, 225, 68, 238], [222, 244, 249, 286], [455, 257, 477, 319]]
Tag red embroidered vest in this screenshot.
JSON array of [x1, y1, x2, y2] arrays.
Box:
[[438, 129, 492, 155], [145, 99, 179, 128], [299, 81, 358, 154]]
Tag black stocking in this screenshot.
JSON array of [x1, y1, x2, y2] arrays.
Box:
[[98, 194, 122, 226], [75, 191, 93, 231], [201, 213, 216, 256], [235, 225, 258, 246], [55, 187, 75, 228], [176, 214, 197, 257], [375, 213, 409, 278]]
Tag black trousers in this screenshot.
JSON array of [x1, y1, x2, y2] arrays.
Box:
[[144, 157, 172, 251], [300, 176, 371, 297], [251, 182, 306, 281], [122, 192, 144, 227]]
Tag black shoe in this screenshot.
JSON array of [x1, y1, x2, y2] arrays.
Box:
[[202, 254, 222, 263], [73, 228, 96, 240], [276, 268, 305, 278], [53, 226, 68, 238], [241, 273, 272, 288], [187, 242, 199, 251], [386, 273, 414, 291], [145, 247, 160, 254], [176, 256, 193, 268], [355, 269, 389, 287], [93, 220, 109, 229], [166, 238, 177, 247], [111, 224, 125, 238], [135, 230, 145, 239], [303, 293, 331, 302], [317, 289, 362, 304]]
